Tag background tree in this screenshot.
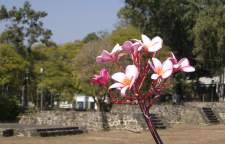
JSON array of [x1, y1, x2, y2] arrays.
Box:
[[0, 1, 53, 54], [193, 4, 225, 76], [118, 0, 225, 102], [82, 32, 100, 43], [107, 25, 141, 44], [0, 1, 53, 110], [0, 44, 27, 120], [72, 39, 113, 110], [118, 0, 224, 59], [32, 41, 82, 109]]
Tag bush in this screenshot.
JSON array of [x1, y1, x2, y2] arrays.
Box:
[[0, 95, 21, 121]]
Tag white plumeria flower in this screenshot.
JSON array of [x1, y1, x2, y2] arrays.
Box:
[[109, 65, 139, 96], [150, 58, 173, 80], [169, 52, 195, 72], [139, 34, 163, 52], [177, 58, 195, 72]]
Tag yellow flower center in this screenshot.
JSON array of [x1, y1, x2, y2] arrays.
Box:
[[122, 77, 131, 86], [156, 67, 163, 76]]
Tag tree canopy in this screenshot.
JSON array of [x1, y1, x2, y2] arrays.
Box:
[[118, 0, 225, 76], [193, 4, 225, 76], [0, 1, 52, 55]]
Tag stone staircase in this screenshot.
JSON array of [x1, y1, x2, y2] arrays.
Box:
[[150, 113, 166, 129], [202, 107, 220, 124]]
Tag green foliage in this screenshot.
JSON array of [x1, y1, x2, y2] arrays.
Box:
[[107, 25, 141, 45], [32, 41, 82, 101], [72, 40, 113, 95], [0, 44, 25, 121], [193, 4, 225, 76], [0, 95, 20, 121], [0, 44, 27, 86], [82, 32, 100, 43], [72, 39, 117, 111], [0, 1, 52, 54]]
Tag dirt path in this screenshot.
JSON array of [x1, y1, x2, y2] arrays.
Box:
[[1, 124, 225, 144]]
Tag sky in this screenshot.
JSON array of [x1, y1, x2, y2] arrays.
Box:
[[0, 0, 124, 44]]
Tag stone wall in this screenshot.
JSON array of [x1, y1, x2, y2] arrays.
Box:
[[19, 102, 225, 131], [19, 111, 145, 131]]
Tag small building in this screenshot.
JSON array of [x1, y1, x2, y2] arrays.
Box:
[[55, 94, 97, 110], [74, 94, 97, 111], [198, 76, 225, 101]]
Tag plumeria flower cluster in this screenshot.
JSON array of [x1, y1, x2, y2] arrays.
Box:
[[91, 34, 195, 144], [92, 34, 195, 100]]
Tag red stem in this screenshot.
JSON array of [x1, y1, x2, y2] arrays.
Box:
[[138, 100, 164, 144]]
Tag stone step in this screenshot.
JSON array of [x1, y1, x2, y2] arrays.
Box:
[[150, 113, 166, 129], [203, 111, 214, 113], [154, 125, 166, 129], [206, 114, 217, 118], [201, 107, 220, 124], [204, 112, 215, 115]]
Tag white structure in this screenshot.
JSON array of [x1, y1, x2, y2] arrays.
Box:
[[74, 94, 97, 110], [198, 75, 225, 101], [56, 94, 97, 110], [59, 101, 73, 109], [199, 76, 221, 85]]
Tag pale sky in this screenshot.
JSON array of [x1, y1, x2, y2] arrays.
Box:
[[0, 0, 124, 44]]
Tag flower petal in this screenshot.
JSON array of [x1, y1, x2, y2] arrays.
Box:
[[129, 76, 136, 88], [122, 41, 133, 52], [125, 65, 139, 80], [148, 36, 163, 52], [100, 69, 110, 84], [151, 74, 159, 80], [162, 69, 173, 79], [142, 34, 151, 44], [96, 50, 112, 63], [111, 43, 122, 54], [169, 52, 177, 64], [173, 64, 179, 69], [181, 66, 195, 72], [162, 59, 173, 72], [138, 45, 143, 51], [178, 58, 189, 68], [152, 58, 162, 71], [109, 83, 124, 89], [121, 86, 129, 96], [111, 72, 126, 83]]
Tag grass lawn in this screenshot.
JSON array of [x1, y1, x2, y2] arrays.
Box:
[[1, 124, 225, 144]]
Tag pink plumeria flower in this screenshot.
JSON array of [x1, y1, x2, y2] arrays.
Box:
[[122, 40, 142, 53], [96, 44, 122, 64], [109, 65, 139, 96], [91, 68, 110, 86], [138, 34, 163, 52], [150, 58, 173, 80], [169, 52, 195, 72], [122, 40, 142, 61]]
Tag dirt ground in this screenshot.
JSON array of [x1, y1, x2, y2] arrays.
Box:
[[1, 124, 225, 144]]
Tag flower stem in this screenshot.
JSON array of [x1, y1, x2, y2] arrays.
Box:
[[138, 101, 164, 144]]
